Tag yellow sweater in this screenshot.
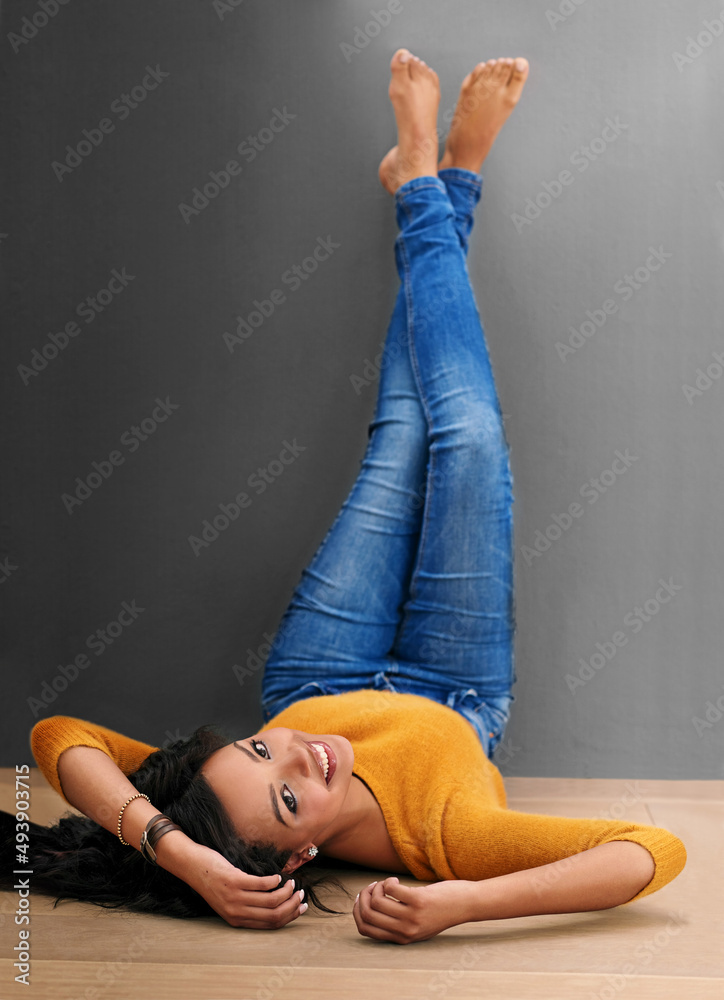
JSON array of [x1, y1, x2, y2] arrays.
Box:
[[30, 690, 686, 904]]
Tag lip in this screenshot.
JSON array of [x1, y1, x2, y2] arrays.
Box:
[[306, 740, 337, 785]]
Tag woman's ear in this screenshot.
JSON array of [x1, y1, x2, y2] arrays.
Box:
[[281, 848, 313, 874]]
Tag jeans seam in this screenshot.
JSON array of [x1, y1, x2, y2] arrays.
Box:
[[396, 232, 437, 619]]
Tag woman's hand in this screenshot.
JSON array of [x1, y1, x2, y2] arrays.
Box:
[[182, 843, 305, 928], [353, 876, 477, 944]]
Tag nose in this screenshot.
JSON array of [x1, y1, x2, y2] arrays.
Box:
[[287, 737, 313, 777]]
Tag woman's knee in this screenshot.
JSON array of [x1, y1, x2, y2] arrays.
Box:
[[435, 406, 509, 461]]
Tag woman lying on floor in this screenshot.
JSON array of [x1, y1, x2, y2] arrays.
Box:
[[6, 49, 686, 945]]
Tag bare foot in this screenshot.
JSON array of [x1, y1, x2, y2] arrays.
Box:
[[438, 57, 529, 174], [378, 49, 441, 196]]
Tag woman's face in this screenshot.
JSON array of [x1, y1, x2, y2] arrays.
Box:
[[201, 727, 354, 870]]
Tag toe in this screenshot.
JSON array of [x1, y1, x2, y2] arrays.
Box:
[[510, 57, 529, 83], [391, 48, 412, 71], [468, 61, 487, 85], [475, 60, 498, 96], [505, 58, 529, 104], [477, 60, 496, 85], [408, 54, 426, 78], [493, 59, 509, 85], [507, 57, 529, 98]]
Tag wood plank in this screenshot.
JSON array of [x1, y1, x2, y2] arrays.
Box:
[[2, 962, 724, 1000]]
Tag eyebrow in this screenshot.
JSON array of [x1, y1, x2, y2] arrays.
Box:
[[233, 741, 290, 828]]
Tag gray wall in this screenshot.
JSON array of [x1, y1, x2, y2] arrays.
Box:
[[2, 0, 722, 779]]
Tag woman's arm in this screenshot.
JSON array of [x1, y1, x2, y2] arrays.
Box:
[[438, 796, 686, 904], [353, 841, 656, 944], [57, 745, 197, 878], [466, 839, 655, 918]]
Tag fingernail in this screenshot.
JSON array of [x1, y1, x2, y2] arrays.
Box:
[[300, 902, 308, 913], [368, 881, 378, 888], [290, 879, 295, 890], [355, 893, 360, 903], [298, 889, 305, 902]]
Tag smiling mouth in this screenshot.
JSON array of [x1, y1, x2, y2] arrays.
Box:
[[307, 741, 336, 784]]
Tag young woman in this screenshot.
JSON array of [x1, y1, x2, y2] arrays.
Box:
[[14, 50, 686, 945]]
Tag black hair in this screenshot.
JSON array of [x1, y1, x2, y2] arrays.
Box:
[[0, 725, 352, 919]]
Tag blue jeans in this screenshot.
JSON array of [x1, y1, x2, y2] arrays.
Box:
[[261, 169, 517, 759]]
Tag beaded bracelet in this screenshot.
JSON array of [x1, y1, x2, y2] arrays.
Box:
[[116, 792, 151, 845]]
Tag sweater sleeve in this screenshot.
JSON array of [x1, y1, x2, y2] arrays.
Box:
[[30, 716, 158, 806], [440, 791, 687, 905]]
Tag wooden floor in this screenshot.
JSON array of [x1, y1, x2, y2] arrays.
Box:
[[1, 769, 721, 999]]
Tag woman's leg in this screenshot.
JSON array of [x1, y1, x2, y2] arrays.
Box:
[[438, 167, 482, 256], [388, 174, 517, 753], [263, 50, 529, 742], [261, 174, 483, 722]]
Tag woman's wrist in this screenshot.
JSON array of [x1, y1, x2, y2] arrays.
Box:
[[117, 797, 197, 877], [152, 827, 200, 879], [458, 880, 487, 925]]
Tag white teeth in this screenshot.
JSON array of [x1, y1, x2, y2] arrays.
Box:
[[311, 742, 329, 779]]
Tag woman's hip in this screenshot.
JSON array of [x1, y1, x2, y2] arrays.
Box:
[[260, 652, 516, 759]]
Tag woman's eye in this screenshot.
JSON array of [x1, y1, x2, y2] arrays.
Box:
[[250, 740, 296, 814]]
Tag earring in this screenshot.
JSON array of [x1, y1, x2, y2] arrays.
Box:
[[308, 845, 318, 858]]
